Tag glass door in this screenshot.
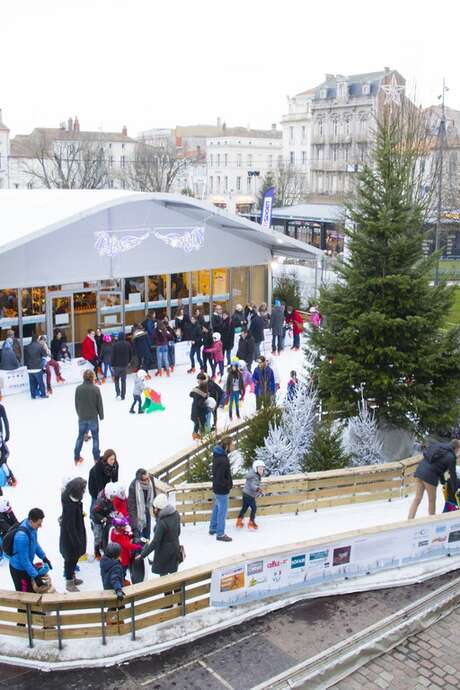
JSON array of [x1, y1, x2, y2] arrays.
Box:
[[97, 291, 123, 334], [48, 292, 74, 355]]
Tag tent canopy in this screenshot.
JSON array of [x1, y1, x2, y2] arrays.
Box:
[[0, 190, 323, 289]]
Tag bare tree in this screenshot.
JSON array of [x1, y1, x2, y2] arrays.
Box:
[[22, 131, 109, 189], [275, 163, 307, 206], [128, 140, 187, 193]]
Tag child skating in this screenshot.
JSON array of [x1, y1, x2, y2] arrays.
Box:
[[130, 369, 146, 414], [236, 460, 265, 530]]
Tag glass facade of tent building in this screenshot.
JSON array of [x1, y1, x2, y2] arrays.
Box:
[[0, 266, 268, 357]]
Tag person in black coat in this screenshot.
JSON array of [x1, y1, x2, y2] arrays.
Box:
[[50, 330, 66, 361], [132, 326, 152, 372], [138, 494, 181, 576], [408, 440, 460, 519], [188, 317, 203, 372], [201, 324, 214, 375], [88, 449, 119, 511], [174, 308, 192, 341], [111, 333, 132, 400], [190, 381, 208, 439], [209, 437, 233, 542], [221, 312, 235, 366], [100, 542, 125, 600], [249, 308, 265, 360], [60, 477, 87, 591], [236, 328, 256, 372]]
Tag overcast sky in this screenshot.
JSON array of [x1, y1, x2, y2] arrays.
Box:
[[1, 0, 458, 138]]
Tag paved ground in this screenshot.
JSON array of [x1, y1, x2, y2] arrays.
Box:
[[332, 605, 460, 690], [1, 571, 459, 689]]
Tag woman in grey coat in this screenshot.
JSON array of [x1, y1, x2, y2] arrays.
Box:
[[139, 493, 181, 576], [128, 468, 156, 540]]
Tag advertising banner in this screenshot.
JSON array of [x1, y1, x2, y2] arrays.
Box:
[[260, 187, 276, 230], [210, 515, 460, 607], [0, 366, 30, 396]]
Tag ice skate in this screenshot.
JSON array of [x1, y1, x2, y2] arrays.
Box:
[[248, 519, 258, 530], [166, 368, 170, 377], [155, 370, 162, 377], [74, 457, 84, 466], [138, 409, 144, 414], [57, 375, 65, 383], [236, 517, 244, 528], [192, 432, 201, 440], [187, 367, 196, 374], [94, 548, 102, 561], [73, 577, 83, 586]]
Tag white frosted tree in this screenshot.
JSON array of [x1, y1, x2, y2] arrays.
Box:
[[255, 423, 294, 475], [282, 378, 317, 466], [347, 403, 384, 466]]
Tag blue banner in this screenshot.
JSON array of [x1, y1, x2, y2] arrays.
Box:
[[260, 187, 276, 229]]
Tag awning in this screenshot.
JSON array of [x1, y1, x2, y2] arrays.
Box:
[[235, 195, 256, 205], [209, 195, 228, 205]]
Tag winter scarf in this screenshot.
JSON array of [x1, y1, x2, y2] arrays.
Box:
[[135, 478, 154, 530]]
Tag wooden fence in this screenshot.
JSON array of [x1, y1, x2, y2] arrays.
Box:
[[1, 507, 455, 654], [173, 455, 421, 524]]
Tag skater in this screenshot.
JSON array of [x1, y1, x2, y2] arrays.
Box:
[[111, 482, 129, 519], [221, 311, 235, 366], [6, 329, 22, 363], [38, 334, 64, 394], [197, 372, 223, 431], [259, 303, 270, 329], [142, 311, 157, 344], [231, 303, 246, 332], [24, 333, 47, 399], [0, 338, 20, 370], [211, 304, 223, 334], [92, 482, 118, 556], [137, 493, 181, 583], [408, 440, 460, 519], [236, 460, 265, 530], [111, 332, 132, 401], [132, 324, 152, 374], [209, 332, 225, 380], [209, 436, 233, 542], [252, 356, 276, 410], [9, 508, 52, 593], [152, 322, 171, 377], [74, 369, 104, 465], [128, 469, 156, 541], [270, 299, 285, 354], [188, 316, 203, 373], [100, 542, 125, 602], [109, 515, 142, 584], [286, 306, 304, 350], [236, 327, 255, 373], [163, 317, 177, 372], [50, 329, 66, 361], [309, 306, 322, 329], [88, 449, 119, 514], [0, 497, 18, 561], [226, 362, 244, 421], [100, 334, 114, 381], [81, 329, 101, 382], [59, 478, 87, 592], [190, 378, 208, 439], [130, 369, 146, 414], [174, 307, 192, 341], [193, 307, 205, 328], [249, 306, 265, 360], [287, 370, 298, 401], [201, 323, 214, 375]]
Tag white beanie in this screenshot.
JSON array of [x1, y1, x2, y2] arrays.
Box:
[[105, 482, 118, 500], [252, 460, 266, 472], [153, 493, 169, 510], [137, 369, 147, 379]]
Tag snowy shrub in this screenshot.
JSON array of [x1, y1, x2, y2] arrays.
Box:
[[347, 403, 384, 466], [240, 405, 283, 469], [255, 423, 294, 475]]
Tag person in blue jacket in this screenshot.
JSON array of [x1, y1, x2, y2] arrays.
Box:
[[9, 508, 52, 593], [252, 356, 276, 410], [100, 542, 125, 601]]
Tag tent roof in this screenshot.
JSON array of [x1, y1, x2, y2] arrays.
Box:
[[271, 202, 343, 223], [0, 189, 324, 261]]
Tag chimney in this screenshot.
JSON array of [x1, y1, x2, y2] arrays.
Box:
[[67, 117, 73, 132], [271, 123, 277, 130], [122, 125, 128, 136], [74, 116, 80, 133]]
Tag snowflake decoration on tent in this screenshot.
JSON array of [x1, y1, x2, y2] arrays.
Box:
[[94, 231, 150, 257], [380, 74, 405, 106], [152, 226, 205, 253]]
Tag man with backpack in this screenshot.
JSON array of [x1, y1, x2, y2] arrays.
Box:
[[6, 507, 52, 593]]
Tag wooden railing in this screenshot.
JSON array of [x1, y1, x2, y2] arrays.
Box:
[[173, 455, 421, 524], [152, 417, 251, 486]]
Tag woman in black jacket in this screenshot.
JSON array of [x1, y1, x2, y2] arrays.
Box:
[[139, 493, 181, 576], [190, 381, 208, 440], [221, 312, 235, 366], [88, 449, 119, 512], [60, 477, 87, 592], [408, 441, 460, 519]]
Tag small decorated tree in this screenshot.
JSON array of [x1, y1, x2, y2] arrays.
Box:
[[347, 403, 384, 466], [282, 378, 317, 465], [255, 423, 294, 475]]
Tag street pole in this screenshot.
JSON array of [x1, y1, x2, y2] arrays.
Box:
[[434, 79, 448, 286]]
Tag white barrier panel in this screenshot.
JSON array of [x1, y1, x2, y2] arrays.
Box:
[[51, 358, 93, 384], [0, 366, 30, 396], [210, 513, 460, 607]]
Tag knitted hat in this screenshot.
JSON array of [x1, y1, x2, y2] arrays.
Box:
[[153, 493, 169, 510], [137, 369, 147, 379]]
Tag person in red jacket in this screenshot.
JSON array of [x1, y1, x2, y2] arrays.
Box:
[[286, 306, 304, 350], [81, 329, 101, 382], [112, 483, 129, 519], [109, 516, 142, 583]]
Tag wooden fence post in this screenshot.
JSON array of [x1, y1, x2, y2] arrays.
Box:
[[26, 603, 33, 649]]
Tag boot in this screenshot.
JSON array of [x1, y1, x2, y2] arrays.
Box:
[[74, 457, 84, 466], [170, 365, 175, 372], [166, 368, 170, 377], [94, 548, 102, 561], [155, 370, 162, 377], [217, 534, 232, 542], [192, 432, 201, 440], [66, 580, 80, 592], [138, 409, 144, 414], [57, 375, 65, 383], [248, 519, 258, 530], [236, 517, 244, 529], [187, 367, 196, 374], [73, 577, 83, 586]]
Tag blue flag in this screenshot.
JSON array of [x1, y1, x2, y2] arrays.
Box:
[[260, 187, 276, 229]]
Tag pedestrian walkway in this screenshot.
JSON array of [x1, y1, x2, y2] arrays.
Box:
[[333, 605, 460, 690]]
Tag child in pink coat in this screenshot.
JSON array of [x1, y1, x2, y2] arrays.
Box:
[[206, 332, 224, 379]]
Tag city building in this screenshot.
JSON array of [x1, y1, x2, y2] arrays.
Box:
[[282, 68, 406, 199], [8, 117, 137, 190], [206, 126, 283, 213], [0, 110, 10, 189], [0, 189, 320, 355]]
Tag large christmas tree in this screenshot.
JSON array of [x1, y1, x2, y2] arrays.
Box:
[[311, 105, 460, 435]]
